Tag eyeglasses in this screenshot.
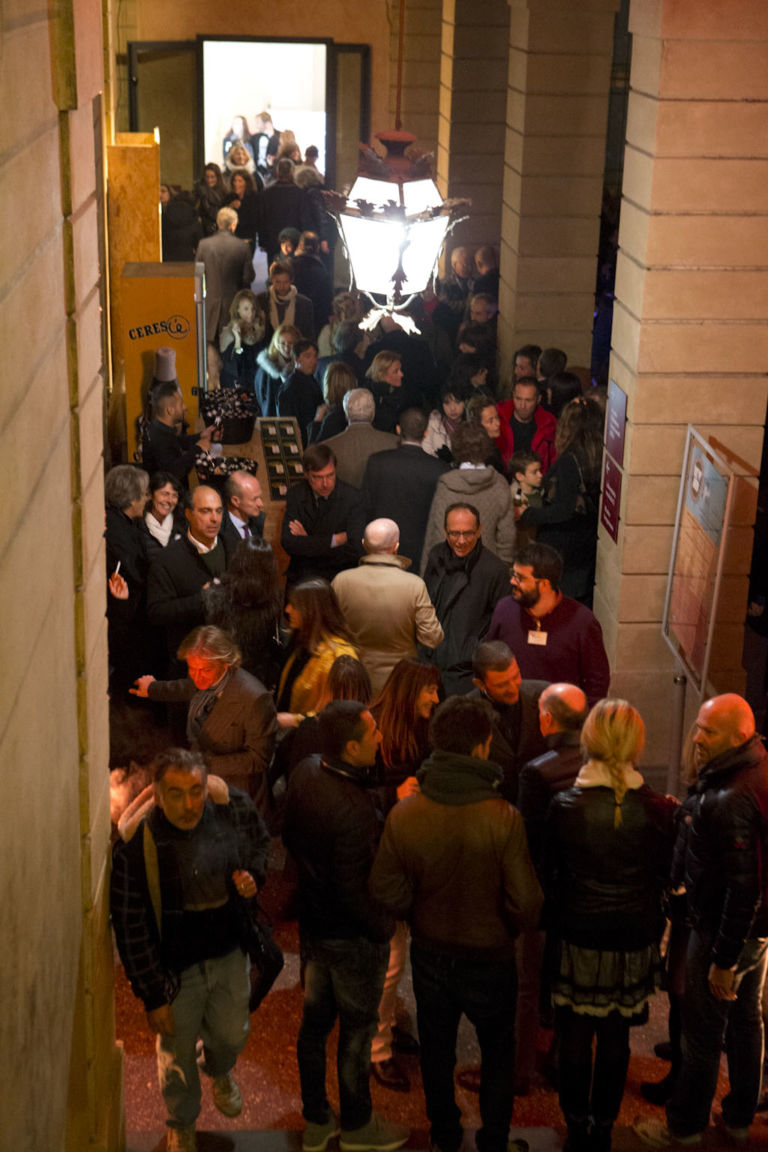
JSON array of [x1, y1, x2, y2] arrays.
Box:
[[447, 530, 478, 541], [510, 570, 537, 583]]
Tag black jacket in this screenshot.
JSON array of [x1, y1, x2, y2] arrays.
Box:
[[255, 182, 320, 262], [283, 754, 393, 943], [362, 445, 449, 573], [544, 782, 677, 951], [281, 478, 364, 586], [422, 541, 510, 694], [276, 369, 323, 446], [683, 736, 768, 967], [292, 252, 333, 338], [468, 682, 548, 805], [518, 731, 583, 872], [106, 507, 151, 688], [141, 420, 200, 488], [146, 534, 232, 668]]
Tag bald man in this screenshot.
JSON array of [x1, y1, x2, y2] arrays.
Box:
[[331, 518, 443, 695], [510, 683, 588, 1095], [518, 683, 589, 871], [220, 470, 265, 548], [637, 694, 768, 1149]]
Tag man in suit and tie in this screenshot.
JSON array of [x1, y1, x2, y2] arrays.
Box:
[[219, 471, 265, 553], [362, 407, 449, 572]]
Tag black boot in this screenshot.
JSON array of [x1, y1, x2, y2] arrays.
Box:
[[640, 1071, 676, 1106], [563, 1121, 590, 1152], [590, 1120, 612, 1152]]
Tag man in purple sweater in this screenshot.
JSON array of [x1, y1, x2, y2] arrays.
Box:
[[487, 542, 610, 707]]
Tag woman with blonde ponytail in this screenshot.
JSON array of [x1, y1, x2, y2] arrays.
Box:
[[543, 699, 678, 1152]]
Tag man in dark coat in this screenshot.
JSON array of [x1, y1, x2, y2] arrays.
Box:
[[281, 442, 365, 587], [195, 206, 255, 346], [636, 694, 768, 1150], [362, 408, 449, 572], [421, 502, 509, 695], [255, 157, 319, 264], [276, 340, 324, 447], [146, 485, 233, 674], [517, 682, 588, 871], [141, 383, 215, 490], [282, 701, 407, 1152], [105, 465, 151, 691], [291, 231, 333, 339], [515, 682, 587, 1093], [469, 640, 548, 804]]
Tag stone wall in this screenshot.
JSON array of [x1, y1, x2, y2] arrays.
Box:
[[594, 0, 768, 765]]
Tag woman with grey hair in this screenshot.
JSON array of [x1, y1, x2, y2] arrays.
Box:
[[131, 625, 278, 815], [105, 465, 150, 692]]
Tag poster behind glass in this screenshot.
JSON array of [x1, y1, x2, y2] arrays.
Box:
[[662, 427, 732, 693]]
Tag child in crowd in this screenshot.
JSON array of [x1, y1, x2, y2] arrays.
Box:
[[510, 449, 543, 548], [510, 449, 543, 508]]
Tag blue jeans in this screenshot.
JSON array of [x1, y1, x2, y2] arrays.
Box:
[[297, 936, 389, 1130], [157, 948, 251, 1129], [411, 944, 518, 1152], [667, 930, 768, 1138]]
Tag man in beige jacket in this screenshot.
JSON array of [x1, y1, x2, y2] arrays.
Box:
[[332, 519, 443, 695]]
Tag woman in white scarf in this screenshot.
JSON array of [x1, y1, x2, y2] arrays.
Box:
[[543, 699, 678, 1152]]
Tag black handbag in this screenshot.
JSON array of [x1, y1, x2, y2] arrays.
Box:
[[240, 897, 284, 1011]]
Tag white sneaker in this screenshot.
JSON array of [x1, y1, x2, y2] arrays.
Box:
[[212, 1070, 243, 1117]]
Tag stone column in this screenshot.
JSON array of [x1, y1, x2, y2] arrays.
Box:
[[595, 0, 768, 763], [499, 0, 618, 377], [437, 0, 511, 248]]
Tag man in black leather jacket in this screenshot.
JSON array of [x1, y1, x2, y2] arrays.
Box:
[[282, 702, 408, 1152], [637, 694, 768, 1149]]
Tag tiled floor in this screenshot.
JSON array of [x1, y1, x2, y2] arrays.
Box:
[[119, 844, 768, 1152]]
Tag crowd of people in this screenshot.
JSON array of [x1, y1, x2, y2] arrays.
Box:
[[108, 208, 768, 1152]]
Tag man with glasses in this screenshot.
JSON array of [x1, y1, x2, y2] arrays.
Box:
[[422, 503, 510, 694], [487, 542, 610, 707]]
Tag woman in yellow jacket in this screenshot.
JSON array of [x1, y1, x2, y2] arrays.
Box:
[[276, 578, 358, 728]]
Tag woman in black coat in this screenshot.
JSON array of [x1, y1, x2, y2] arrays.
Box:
[[543, 699, 677, 1152], [519, 395, 604, 606]]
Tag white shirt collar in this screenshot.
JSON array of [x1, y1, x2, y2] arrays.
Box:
[[187, 529, 219, 554]]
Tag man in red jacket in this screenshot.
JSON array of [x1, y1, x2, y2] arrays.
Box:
[[496, 377, 556, 470]]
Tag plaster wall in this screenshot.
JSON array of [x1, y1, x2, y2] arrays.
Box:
[[0, 0, 121, 1148]]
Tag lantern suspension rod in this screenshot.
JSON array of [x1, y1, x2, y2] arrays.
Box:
[[395, 0, 406, 131]]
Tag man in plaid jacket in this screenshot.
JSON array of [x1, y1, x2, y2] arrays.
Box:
[[110, 747, 269, 1152]]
